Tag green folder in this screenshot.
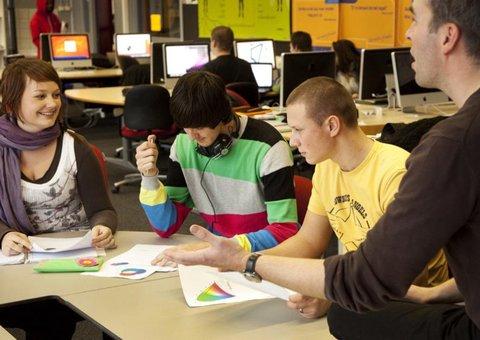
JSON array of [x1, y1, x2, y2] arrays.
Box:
[[34, 257, 104, 273]]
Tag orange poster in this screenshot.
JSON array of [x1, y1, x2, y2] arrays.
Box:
[[395, 0, 412, 47], [339, 0, 396, 48], [292, 0, 339, 47]]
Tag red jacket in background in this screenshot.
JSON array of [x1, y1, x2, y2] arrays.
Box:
[[30, 0, 61, 57]]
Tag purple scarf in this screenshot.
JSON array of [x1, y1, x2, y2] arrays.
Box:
[[0, 114, 61, 234]]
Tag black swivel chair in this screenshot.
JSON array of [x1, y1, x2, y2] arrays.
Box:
[[112, 84, 178, 193], [226, 82, 259, 107]]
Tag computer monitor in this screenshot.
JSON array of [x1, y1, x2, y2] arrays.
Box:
[[392, 50, 449, 109], [235, 40, 275, 67], [358, 47, 409, 103], [251, 63, 273, 91], [40, 33, 51, 62], [162, 43, 210, 88], [49, 33, 92, 69], [280, 51, 336, 107], [150, 42, 164, 84], [115, 33, 151, 59]]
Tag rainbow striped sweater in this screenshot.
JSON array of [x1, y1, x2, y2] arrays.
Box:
[[140, 116, 299, 252]]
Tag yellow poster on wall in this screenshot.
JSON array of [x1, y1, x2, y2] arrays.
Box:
[[395, 0, 412, 47], [198, 0, 291, 41], [339, 0, 396, 48], [292, 0, 339, 47]]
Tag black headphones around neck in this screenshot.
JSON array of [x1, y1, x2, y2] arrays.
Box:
[[195, 114, 240, 158]]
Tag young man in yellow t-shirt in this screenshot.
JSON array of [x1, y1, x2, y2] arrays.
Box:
[[262, 76, 448, 319]]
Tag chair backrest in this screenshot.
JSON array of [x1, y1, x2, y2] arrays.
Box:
[[123, 84, 173, 131], [121, 63, 151, 86], [117, 55, 140, 72], [294, 175, 313, 225], [226, 88, 250, 108], [226, 82, 259, 107], [90, 144, 108, 187]]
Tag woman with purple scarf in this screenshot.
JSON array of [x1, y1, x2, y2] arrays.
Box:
[[0, 59, 117, 255], [0, 58, 118, 339]]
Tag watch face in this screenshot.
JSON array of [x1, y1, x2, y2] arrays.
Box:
[[243, 271, 262, 283]]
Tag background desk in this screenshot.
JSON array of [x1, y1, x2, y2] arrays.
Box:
[[58, 68, 123, 84], [65, 86, 127, 106]]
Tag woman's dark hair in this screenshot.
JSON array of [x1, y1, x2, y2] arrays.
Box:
[[0, 58, 63, 120], [332, 39, 360, 76], [170, 71, 232, 129]]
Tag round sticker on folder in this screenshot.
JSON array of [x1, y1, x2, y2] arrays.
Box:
[[76, 257, 98, 267]]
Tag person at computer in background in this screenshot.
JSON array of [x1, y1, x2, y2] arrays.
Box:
[[30, 0, 61, 58], [290, 31, 313, 53], [332, 39, 360, 98], [200, 26, 257, 86], [135, 71, 298, 262], [271, 30, 313, 94], [0, 59, 117, 257]]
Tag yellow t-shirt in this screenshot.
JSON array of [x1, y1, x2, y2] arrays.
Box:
[[308, 140, 448, 286]]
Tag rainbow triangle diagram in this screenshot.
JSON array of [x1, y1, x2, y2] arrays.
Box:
[[197, 282, 235, 302]]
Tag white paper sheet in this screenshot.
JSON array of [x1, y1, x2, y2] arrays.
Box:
[[0, 231, 102, 265], [178, 265, 275, 307], [29, 231, 93, 253], [83, 244, 176, 280], [0, 252, 25, 266], [211, 269, 296, 301]]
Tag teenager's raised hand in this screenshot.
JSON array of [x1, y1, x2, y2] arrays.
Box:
[[135, 135, 159, 176]]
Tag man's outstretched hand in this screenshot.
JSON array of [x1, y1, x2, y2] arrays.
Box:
[[163, 224, 250, 272]]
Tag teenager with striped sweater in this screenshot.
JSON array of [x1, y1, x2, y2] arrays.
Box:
[[135, 71, 298, 262]]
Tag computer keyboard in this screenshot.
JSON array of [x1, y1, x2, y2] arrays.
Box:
[[61, 66, 97, 72]]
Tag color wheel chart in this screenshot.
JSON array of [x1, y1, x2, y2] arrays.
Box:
[[197, 282, 235, 302]]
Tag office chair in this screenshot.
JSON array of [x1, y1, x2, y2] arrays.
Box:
[[226, 88, 250, 108], [294, 175, 312, 225], [112, 84, 178, 193], [121, 63, 151, 86], [117, 55, 140, 72], [226, 82, 259, 107], [90, 144, 108, 187]]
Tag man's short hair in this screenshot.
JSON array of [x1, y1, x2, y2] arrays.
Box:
[[286, 77, 358, 128], [428, 0, 480, 63], [211, 26, 234, 52], [291, 31, 312, 52], [170, 71, 233, 129]]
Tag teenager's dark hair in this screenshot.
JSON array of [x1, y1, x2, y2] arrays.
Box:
[[291, 31, 312, 52], [286, 76, 358, 128], [170, 71, 233, 129], [332, 39, 360, 76], [428, 0, 480, 63], [0, 58, 63, 119], [211, 26, 234, 52]]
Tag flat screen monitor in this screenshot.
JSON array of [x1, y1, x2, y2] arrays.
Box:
[[280, 51, 336, 107], [235, 40, 275, 67], [40, 33, 51, 62], [358, 47, 409, 102], [163, 43, 210, 88], [49, 33, 92, 69], [115, 33, 151, 59], [392, 50, 449, 108], [150, 42, 164, 84], [251, 63, 273, 89]]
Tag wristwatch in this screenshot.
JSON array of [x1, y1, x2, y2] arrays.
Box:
[[243, 253, 262, 282]]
